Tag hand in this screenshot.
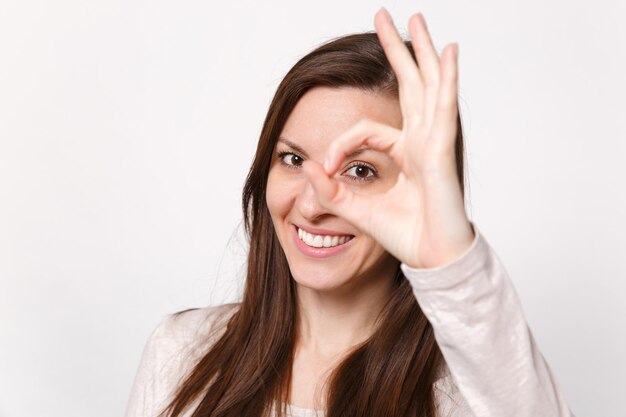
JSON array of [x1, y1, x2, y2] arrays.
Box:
[[301, 8, 475, 269]]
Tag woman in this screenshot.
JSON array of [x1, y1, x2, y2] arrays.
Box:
[[125, 8, 574, 417]]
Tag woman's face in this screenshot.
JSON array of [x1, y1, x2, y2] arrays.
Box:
[[266, 86, 403, 293]]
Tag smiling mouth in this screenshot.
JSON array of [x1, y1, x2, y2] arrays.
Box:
[[296, 226, 355, 248]]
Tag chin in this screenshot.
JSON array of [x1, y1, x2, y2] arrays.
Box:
[[290, 268, 351, 293]]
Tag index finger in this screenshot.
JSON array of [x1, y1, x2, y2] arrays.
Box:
[[324, 118, 401, 174]]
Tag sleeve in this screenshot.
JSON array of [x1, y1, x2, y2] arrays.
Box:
[[400, 223, 574, 417]]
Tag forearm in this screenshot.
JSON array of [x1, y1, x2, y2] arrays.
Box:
[[401, 224, 573, 417]]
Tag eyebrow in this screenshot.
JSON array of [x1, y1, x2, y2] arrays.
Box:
[[277, 137, 371, 160]]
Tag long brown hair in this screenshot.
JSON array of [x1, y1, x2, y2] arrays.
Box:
[[163, 31, 466, 417]]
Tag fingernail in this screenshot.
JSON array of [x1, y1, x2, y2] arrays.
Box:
[[380, 7, 392, 23], [323, 158, 331, 173], [417, 12, 427, 30]]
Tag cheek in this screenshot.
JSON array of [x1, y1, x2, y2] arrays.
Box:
[[265, 170, 280, 217], [357, 235, 394, 265], [265, 168, 293, 220], [363, 237, 387, 257]]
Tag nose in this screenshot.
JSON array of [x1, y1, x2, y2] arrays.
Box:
[[295, 176, 331, 222]]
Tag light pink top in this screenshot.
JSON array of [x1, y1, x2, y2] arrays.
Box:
[[124, 224, 575, 417]]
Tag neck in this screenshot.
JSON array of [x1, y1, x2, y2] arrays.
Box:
[[294, 261, 398, 359]]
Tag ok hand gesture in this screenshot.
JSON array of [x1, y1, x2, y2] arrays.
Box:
[[302, 8, 475, 269]]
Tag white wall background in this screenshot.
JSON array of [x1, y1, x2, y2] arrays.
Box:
[[1, 0, 624, 416]]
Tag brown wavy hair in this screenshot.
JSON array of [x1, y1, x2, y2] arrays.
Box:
[[162, 31, 466, 417]]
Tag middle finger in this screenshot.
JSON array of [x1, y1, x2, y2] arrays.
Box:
[[374, 8, 424, 126]]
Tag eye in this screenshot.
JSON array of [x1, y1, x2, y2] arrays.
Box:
[[277, 151, 303, 169], [343, 163, 377, 182]]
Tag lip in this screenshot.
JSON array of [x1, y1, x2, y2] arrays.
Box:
[[294, 223, 354, 237], [292, 224, 355, 259]]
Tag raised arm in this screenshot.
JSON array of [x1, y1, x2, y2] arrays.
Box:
[[402, 224, 574, 417]]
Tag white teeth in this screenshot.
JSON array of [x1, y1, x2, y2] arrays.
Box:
[[298, 228, 352, 248]]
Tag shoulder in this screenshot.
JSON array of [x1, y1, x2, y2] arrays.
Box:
[[433, 364, 475, 417], [125, 304, 240, 417], [145, 303, 241, 387], [154, 303, 240, 347]]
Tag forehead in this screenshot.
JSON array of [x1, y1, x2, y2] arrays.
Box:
[[279, 86, 401, 153]]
